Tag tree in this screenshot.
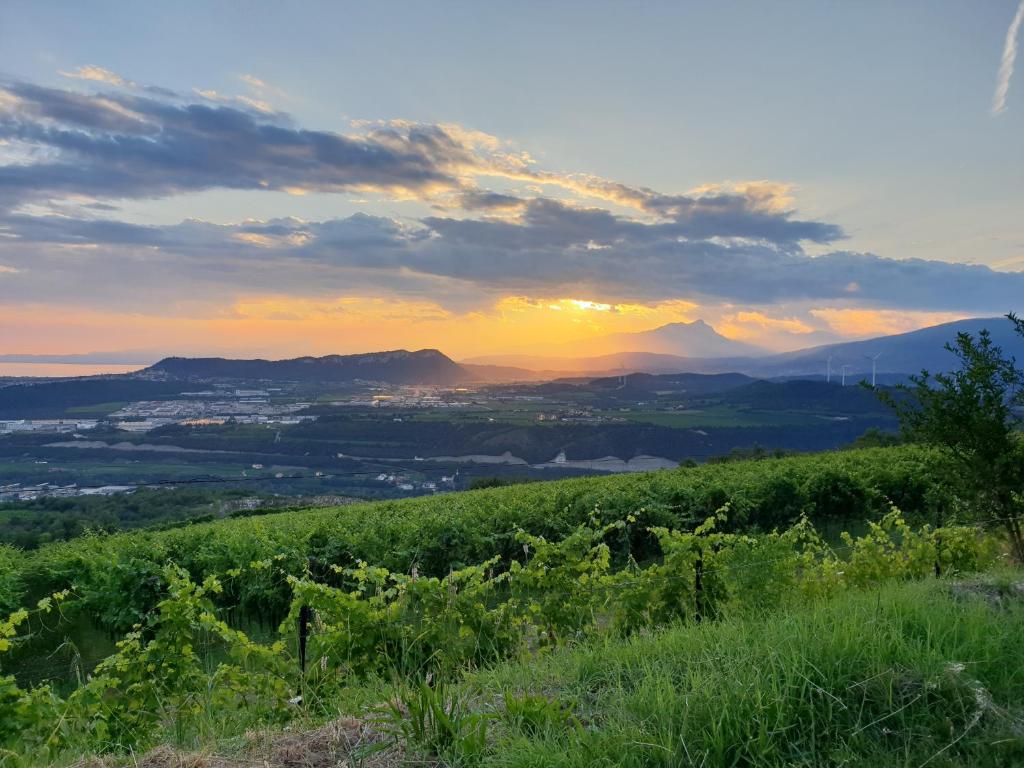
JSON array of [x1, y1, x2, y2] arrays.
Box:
[[876, 314, 1024, 560]]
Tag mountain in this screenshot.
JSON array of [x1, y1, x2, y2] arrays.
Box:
[[147, 349, 467, 384], [468, 320, 767, 363], [749, 316, 1024, 378], [593, 320, 767, 357]]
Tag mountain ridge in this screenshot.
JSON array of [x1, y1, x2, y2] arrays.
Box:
[[147, 349, 467, 384]]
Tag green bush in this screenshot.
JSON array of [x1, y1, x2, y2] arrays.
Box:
[[803, 469, 872, 519]]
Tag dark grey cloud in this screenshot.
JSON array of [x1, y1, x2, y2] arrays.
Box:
[[0, 77, 843, 250], [456, 190, 525, 211], [1, 202, 1021, 314], [0, 80, 475, 209], [643, 191, 843, 245]]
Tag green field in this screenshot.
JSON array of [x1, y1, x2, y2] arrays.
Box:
[[622, 405, 824, 428], [63, 402, 128, 416]]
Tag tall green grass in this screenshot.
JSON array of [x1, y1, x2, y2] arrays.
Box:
[[460, 578, 1024, 767]]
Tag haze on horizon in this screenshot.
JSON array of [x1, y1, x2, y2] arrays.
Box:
[[1, 1, 1023, 363]]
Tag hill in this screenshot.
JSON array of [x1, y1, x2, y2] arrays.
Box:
[[719, 378, 893, 413], [751, 315, 1024, 377], [147, 348, 467, 384]]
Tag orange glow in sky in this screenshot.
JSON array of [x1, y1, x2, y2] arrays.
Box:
[[0, 296, 968, 362]]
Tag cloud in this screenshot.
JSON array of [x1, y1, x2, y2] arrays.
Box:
[[0, 80, 485, 209], [721, 311, 815, 335], [238, 74, 288, 101], [1, 205, 1021, 315], [55, 66, 179, 99], [809, 308, 971, 337], [193, 88, 276, 115], [59, 65, 128, 87], [993, 0, 1024, 115], [0, 77, 841, 247], [1, 73, 1020, 324], [238, 74, 267, 90]]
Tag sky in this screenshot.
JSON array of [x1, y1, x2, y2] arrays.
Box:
[[1, 0, 1023, 361]]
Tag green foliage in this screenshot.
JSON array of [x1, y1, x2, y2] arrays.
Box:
[[289, 555, 517, 690], [803, 468, 872, 519], [841, 506, 998, 587], [500, 691, 579, 737], [378, 682, 491, 762], [0, 488, 255, 550], [0, 547, 23, 615], [876, 317, 1024, 558], [468, 476, 526, 490], [1, 571, 290, 764], [509, 519, 617, 645], [850, 425, 902, 448]]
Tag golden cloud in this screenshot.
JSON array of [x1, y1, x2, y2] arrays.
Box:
[[809, 308, 969, 337]]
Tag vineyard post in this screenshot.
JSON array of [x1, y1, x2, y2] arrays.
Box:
[[694, 545, 704, 623], [297, 604, 311, 683]]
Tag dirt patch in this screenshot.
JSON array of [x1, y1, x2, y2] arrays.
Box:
[[90, 716, 412, 768]]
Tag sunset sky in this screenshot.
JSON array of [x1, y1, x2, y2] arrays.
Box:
[[1, 1, 1023, 361]]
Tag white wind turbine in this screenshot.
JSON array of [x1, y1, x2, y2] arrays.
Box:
[[864, 353, 882, 387], [825, 354, 833, 384], [840, 364, 852, 387]]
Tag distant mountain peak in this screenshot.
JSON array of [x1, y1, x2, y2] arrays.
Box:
[[596, 319, 767, 358], [667, 319, 709, 328]]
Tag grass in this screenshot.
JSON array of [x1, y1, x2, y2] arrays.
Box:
[[454, 577, 1024, 767]]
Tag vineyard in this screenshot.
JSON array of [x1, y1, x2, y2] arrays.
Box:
[[1, 445, 1020, 766], [0, 446, 957, 624]]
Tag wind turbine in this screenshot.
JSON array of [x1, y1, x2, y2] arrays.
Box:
[[863, 353, 882, 387], [840, 364, 852, 387], [825, 355, 833, 384]]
